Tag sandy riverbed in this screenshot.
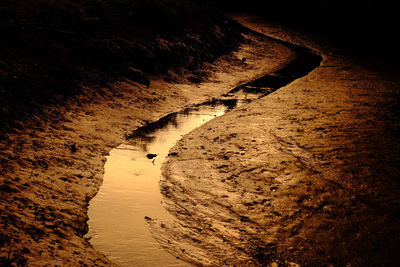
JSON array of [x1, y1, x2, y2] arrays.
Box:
[[1, 15, 399, 266], [151, 15, 400, 266], [0, 29, 294, 265]]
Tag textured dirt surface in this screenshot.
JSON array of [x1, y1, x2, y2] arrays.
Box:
[[152, 15, 400, 266], [0, 0, 245, 133], [0, 32, 293, 266]]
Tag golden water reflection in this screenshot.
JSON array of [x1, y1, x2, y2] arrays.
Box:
[[86, 105, 226, 266]]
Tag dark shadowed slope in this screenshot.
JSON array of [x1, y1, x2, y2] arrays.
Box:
[[0, 0, 243, 135]]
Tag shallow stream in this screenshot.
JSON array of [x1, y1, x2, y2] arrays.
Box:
[[86, 92, 261, 266], [86, 38, 321, 266]]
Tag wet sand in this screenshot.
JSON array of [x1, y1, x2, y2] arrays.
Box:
[[86, 106, 228, 266], [87, 39, 320, 264], [1, 15, 399, 266], [153, 15, 400, 266], [0, 31, 294, 265]]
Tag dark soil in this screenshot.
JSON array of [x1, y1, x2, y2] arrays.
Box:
[[0, 0, 243, 135], [222, 0, 399, 61]]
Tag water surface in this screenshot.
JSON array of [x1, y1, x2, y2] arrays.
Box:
[[86, 42, 322, 266], [86, 103, 241, 266]]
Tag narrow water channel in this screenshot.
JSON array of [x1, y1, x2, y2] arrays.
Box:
[[86, 37, 322, 266], [86, 92, 262, 266]]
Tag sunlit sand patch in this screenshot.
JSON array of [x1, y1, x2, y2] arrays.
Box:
[[86, 104, 231, 266], [86, 35, 321, 265]]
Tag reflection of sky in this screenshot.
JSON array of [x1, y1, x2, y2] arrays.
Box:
[[88, 43, 325, 263], [86, 85, 267, 266], [86, 105, 226, 267], [129, 105, 226, 153]]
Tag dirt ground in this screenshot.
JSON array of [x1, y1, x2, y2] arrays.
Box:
[[1, 14, 399, 266], [0, 30, 294, 266], [149, 16, 400, 266]]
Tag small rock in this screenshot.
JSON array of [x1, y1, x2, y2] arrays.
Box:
[[70, 144, 77, 153], [240, 216, 250, 222], [146, 153, 157, 159], [273, 211, 282, 217], [217, 164, 229, 169]]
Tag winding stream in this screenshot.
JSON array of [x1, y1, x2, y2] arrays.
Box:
[[86, 31, 322, 266]]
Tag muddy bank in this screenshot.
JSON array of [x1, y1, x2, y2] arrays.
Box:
[[154, 16, 400, 266], [0, 0, 244, 134], [84, 42, 319, 265], [0, 25, 294, 265]]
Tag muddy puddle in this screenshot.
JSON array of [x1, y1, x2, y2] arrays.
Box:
[[86, 41, 321, 266]]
